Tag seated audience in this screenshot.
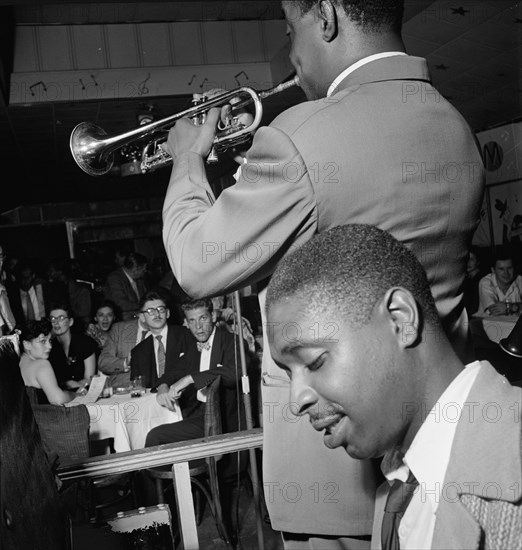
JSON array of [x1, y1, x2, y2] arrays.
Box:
[[0, 243, 15, 335], [86, 298, 117, 354], [265, 224, 522, 549], [146, 297, 244, 452], [46, 258, 92, 331], [48, 303, 97, 391], [129, 291, 193, 389], [19, 319, 76, 405], [477, 252, 522, 315], [103, 251, 150, 321], [7, 260, 47, 327], [462, 248, 487, 316], [98, 313, 151, 389]]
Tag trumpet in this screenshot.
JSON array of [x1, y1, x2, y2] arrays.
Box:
[[70, 75, 300, 176]]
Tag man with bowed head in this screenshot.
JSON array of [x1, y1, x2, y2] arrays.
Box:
[[161, 0, 484, 546], [266, 224, 522, 549]]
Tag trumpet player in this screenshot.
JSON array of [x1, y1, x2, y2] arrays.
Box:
[[161, 1, 485, 548]]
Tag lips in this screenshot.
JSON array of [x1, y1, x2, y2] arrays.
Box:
[[310, 413, 347, 450], [310, 413, 343, 433]]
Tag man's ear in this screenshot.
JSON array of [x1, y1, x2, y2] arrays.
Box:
[[211, 311, 217, 324], [381, 287, 420, 349], [69, 317, 75, 328], [317, 0, 338, 42]]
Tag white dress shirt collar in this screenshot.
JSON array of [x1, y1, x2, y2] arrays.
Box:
[[380, 362, 482, 550], [327, 51, 408, 97]]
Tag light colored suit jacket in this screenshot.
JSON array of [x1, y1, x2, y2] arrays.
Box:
[[98, 319, 142, 387], [162, 55, 485, 535], [372, 362, 522, 549]]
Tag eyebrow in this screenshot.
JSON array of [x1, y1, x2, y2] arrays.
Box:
[[280, 342, 303, 355]]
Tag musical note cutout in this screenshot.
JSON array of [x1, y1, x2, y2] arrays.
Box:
[[188, 74, 196, 86], [199, 78, 208, 90], [138, 73, 150, 96], [29, 81, 47, 97], [235, 71, 249, 86], [90, 74, 99, 87], [79, 78, 86, 90]]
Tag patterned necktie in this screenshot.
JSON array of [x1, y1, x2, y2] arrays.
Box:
[[381, 472, 419, 550], [156, 335, 166, 377], [197, 341, 211, 352]]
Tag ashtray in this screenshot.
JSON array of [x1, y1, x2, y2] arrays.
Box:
[[114, 387, 130, 395]]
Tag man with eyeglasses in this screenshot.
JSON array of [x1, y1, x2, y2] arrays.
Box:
[[142, 298, 247, 522], [129, 290, 192, 388]]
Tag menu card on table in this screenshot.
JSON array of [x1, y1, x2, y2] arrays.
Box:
[[65, 373, 107, 407]]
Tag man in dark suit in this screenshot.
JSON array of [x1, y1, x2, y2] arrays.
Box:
[[160, 0, 485, 545], [103, 252, 150, 321], [266, 224, 522, 550], [146, 298, 243, 446], [129, 291, 192, 389]]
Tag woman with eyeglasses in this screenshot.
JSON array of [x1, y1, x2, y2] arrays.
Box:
[[19, 319, 76, 405], [47, 303, 97, 392]]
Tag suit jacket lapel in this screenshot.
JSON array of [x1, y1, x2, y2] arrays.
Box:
[[209, 328, 222, 367], [432, 362, 522, 548]]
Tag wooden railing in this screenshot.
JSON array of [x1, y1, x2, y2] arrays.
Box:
[[57, 428, 264, 550]]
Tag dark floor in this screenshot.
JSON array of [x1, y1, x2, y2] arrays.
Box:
[[70, 463, 284, 550]]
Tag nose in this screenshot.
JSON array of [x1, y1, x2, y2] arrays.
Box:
[[290, 377, 319, 416]]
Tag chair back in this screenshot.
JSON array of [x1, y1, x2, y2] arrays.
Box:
[[32, 403, 91, 463], [203, 376, 222, 438]]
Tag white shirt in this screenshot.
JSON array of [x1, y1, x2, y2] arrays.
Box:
[[327, 52, 408, 97], [197, 328, 216, 403], [477, 273, 522, 315], [378, 361, 482, 550], [20, 286, 43, 320], [153, 325, 169, 377]]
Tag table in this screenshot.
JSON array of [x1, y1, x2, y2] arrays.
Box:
[[480, 314, 517, 344], [70, 390, 182, 453]]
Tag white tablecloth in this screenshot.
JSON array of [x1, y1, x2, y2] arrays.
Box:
[[481, 315, 517, 344], [73, 391, 182, 453]]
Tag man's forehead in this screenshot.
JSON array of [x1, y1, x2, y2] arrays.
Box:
[[185, 307, 211, 317], [144, 300, 165, 308], [496, 260, 513, 268]]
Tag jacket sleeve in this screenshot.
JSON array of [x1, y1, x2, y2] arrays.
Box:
[[98, 325, 126, 374], [162, 125, 318, 298]]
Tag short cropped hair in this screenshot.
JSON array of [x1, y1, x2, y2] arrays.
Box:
[[20, 319, 53, 342], [266, 224, 439, 329], [181, 298, 213, 315], [293, 0, 404, 33], [138, 291, 167, 310]]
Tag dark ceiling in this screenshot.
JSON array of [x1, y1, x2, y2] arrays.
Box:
[[0, 0, 521, 215]]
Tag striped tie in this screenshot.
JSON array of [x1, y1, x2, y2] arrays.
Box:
[[156, 335, 166, 377]]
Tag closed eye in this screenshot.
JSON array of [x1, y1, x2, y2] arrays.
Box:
[[306, 353, 326, 372]]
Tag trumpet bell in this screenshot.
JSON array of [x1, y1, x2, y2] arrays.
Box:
[[70, 122, 114, 176]]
